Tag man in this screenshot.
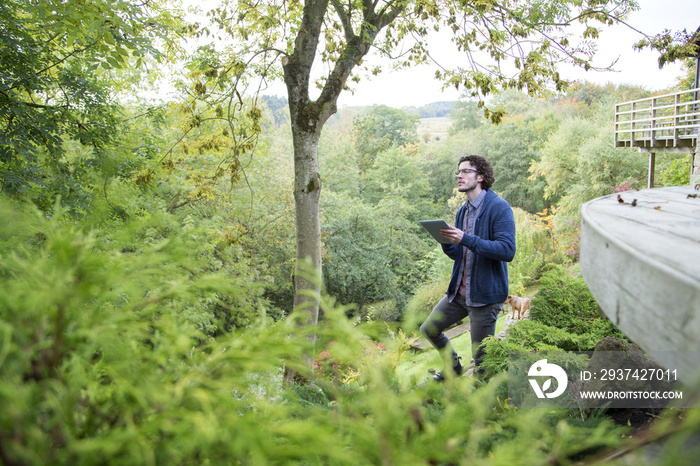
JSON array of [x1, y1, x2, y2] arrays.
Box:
[[420, 155, 516, 381]]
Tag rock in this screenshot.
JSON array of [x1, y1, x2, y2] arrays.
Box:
[[578, 337, 675, 409]]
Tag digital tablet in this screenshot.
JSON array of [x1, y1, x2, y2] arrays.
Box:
[[419, 220, 452, 244]]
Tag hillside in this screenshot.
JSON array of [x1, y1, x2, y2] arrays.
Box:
[[417, 116, 452, 143]]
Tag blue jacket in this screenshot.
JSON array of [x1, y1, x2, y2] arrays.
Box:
[[442, 189, 516, 304]]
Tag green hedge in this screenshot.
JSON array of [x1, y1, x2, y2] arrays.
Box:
[[481, 265, 627, 377]]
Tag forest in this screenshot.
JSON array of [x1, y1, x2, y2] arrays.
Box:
[[2, 0, 700, 464]]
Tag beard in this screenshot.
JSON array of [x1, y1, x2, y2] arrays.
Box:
[[458, 179, 478, 193]]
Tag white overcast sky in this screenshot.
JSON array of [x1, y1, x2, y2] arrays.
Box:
[[185, 0, 699, 108], [329, 0, 699, 108]]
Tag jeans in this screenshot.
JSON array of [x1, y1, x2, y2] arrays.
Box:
[[420, 295, 502, 371]]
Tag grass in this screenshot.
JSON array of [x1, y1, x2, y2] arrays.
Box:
[[417, 117, 451, 143], [396, 314, 509, 387]]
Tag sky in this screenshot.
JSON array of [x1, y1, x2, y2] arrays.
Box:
[[326, 0, 700, 108]]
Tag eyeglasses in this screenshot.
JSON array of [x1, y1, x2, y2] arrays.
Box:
[[455, 168, 478, 176]]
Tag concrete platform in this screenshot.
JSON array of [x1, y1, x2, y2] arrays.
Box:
[[580, 185, 700, 380]]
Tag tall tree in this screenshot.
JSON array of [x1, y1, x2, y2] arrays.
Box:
[[201, 0, 644, 374]]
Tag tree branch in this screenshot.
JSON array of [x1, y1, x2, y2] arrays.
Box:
[[330, 0, 354, 42], [315, 2, 405, 124], [285, 0, 331, 110]]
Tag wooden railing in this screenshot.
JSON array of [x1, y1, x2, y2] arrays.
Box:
[[614, 88, 700, 151]]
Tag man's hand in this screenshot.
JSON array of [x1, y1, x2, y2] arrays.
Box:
[[440, 226, 465, 244]]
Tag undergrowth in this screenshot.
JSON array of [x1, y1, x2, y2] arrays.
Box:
[[2, 199, 699, 465], [481, 265, 628, 377]]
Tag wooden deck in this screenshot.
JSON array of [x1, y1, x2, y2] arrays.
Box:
[[580, 186, 700, 381], [614, 89, 699, 153]]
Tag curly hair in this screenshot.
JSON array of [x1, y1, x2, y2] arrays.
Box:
[[458, 155, 495, 191]]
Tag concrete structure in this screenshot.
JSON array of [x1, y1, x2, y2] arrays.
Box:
[[582, 86, 700, 382], [580, 186, 700, 381]]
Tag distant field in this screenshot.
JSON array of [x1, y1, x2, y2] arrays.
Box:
[[417, 116, 452, 143]]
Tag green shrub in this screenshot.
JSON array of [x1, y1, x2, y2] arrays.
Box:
[[482, 265, 627, 378], [366, 299, 402, 322], [531, 265, 625, 342], [0, 198, 299, 464], [403, 279, 449, 330], [508, 207, 552, 287], [660, 154, 691, 187], [3, 200, 688, 466]]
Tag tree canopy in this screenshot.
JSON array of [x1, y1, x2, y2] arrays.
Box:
[[352, 105, 419, 172], [0, 0, 175, 209]]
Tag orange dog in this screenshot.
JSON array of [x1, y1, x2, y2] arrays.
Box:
[[505, 295, 531, 320]]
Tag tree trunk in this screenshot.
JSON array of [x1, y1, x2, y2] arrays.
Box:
[[283, 60, 329, 382], [282, 117, 323, 385], [280, 0, 404, 382], [291, 126, 322, 327]]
